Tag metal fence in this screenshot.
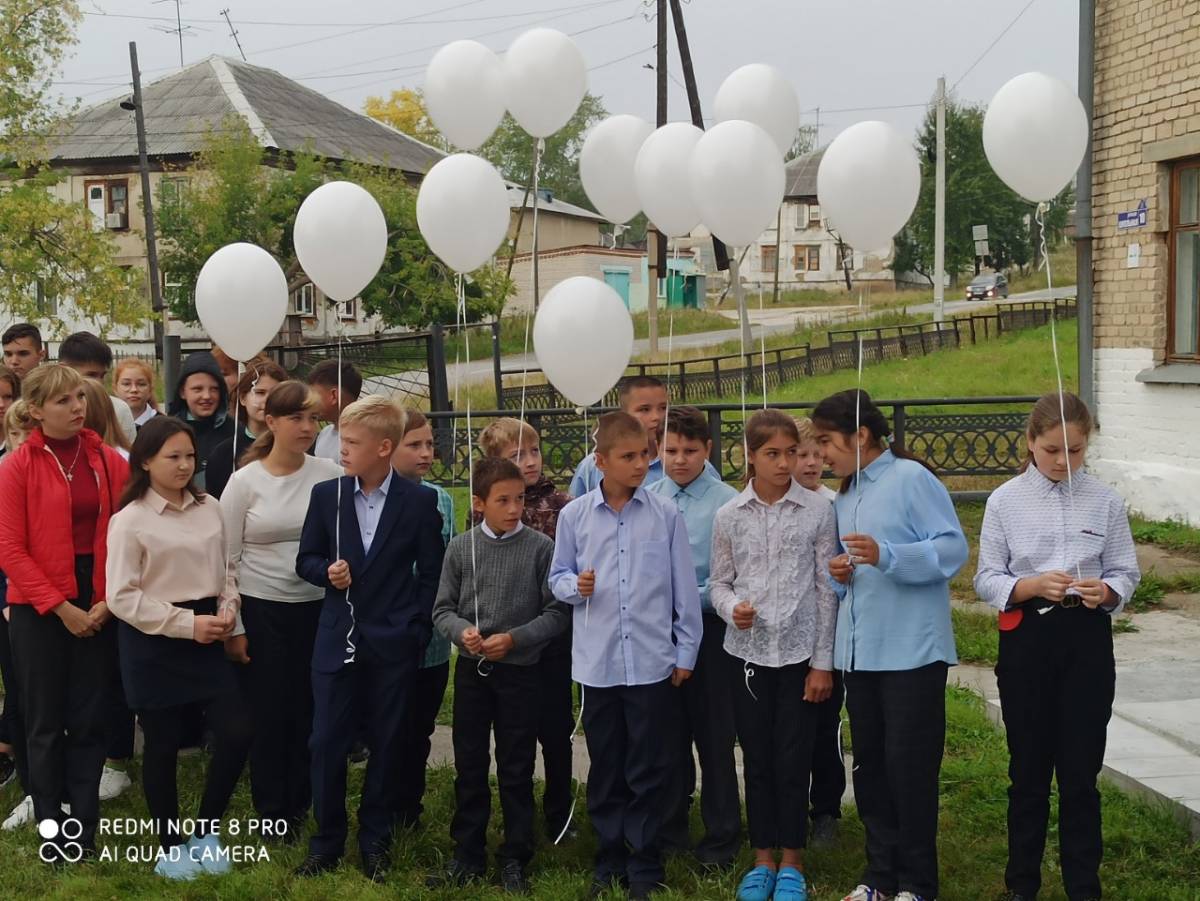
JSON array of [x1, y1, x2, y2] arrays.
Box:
[[496, 298, 1077, 410], [262, 331, 437, 406]]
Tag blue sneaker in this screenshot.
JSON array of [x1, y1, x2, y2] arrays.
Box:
[[153, 844, 203, 881], [736, 865, 777, 901], [186, 833, 231, 876], [774, 867, 808, 901]]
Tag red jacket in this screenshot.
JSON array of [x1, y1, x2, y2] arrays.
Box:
[[0, 429, 129, 614]]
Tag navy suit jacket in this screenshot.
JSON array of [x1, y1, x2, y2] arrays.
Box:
[[296, 471, 445, 674]]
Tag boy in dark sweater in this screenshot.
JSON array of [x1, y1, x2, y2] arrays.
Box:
[[431, 458, 567, 894]]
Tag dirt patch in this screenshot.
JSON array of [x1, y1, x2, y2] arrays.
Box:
[[1137, 544, 1200, 579]]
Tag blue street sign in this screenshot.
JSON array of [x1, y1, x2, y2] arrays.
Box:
[[1118, 199, 1148, 230]]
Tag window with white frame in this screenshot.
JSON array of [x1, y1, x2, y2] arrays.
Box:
[[338, 298, 356, 320], [292, 283, 315, 317], [808, 203, 822, 226]]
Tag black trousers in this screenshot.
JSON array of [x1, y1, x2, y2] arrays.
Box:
[[582, 679, 673, 886], [450, 658, 541, 867], [241, 595, 321, 825], [395, 659, 450, 827], [99, 624, 135, 761], [845, 662, 948, 899], [538, 633, 575, 835], [810, 669, 847, 820], [735, 660, 817, 850], [137, 692, 253, 850], [997, 603, 1115, 900], [9, 556, 110, 848], [662, 612, 741, 859], [0, 608, 31, 794]]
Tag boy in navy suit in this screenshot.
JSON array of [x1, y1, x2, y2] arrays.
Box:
[[293, 396, 445, 881]]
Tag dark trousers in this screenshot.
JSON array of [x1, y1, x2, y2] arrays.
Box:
[[0, 609, 31, 794], [663, 612, 741, 859], [138, 692, 253, 849], [395, 659, 450, 827], [845, 662, 948, 899], [99, 624, 135, 761], [9, 556, 109, 848], [242, 596, 321, 824], [538, 634, 575, 835], [450, 659, 541, 867], [582, 679, 673, 886], [309, 639, 414, 859], [997, 603, 1115, 900], [810, 669, 847, 819], [735, 660, 817, 850]]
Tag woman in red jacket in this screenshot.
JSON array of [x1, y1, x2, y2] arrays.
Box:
[[0, 364, 128, 860]]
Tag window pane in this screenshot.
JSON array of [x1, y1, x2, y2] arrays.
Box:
[[1181, 168, 1199, 226], [1175, 230, 1199, 356]]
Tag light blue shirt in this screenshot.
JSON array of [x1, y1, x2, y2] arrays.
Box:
[[568, 452, 720, 498], [420, 479, 455, 668], [831, 450, 969, 672], [354, 469, 394, 555], [648, 470, 739, 612], [549, 483, 703, 688]]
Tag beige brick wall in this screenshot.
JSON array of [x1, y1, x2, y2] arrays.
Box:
[[1092, 0, 1200, 357]]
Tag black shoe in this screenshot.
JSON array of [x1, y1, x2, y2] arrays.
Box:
[[692, 847, 736, 869], [810, 813, 839, 848], [361, 849, 389, 883], [499, 859, 530, 894], [426, 858, 484, 889], [629, 882, 666, 900], [348, 741, 369, 766], [0, 754, 14, 789], [294, 853, 341, 877]]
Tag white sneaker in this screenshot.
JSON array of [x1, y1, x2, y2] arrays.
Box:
[[98, 765, 132, 801], [842, 888, 893, 901], [894, 894, 927, 901], [2, 795, 34, 830]]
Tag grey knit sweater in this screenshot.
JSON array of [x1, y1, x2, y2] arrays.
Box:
[[433, 525, 567, 666]]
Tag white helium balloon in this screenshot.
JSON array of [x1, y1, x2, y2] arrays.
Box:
[[580, 115, 654, 224], [416, 154, 511, 273], [294, 181, 388, 302], [817, 120, 920, 254], [690, 120, 785, 248], [713, 63, 800, 157], [533, 276, 634, 407], [504, 28, 587, 138], [424, 40, 506, 150], [983, 71, 1089, 202], [634, 122, 704, 238], [195, 243, 288, 362]]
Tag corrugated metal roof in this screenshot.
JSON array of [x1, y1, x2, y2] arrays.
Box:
[[506, 185, 604, 222], [48, 56, 443, 176], [785, 147, 826, 199]]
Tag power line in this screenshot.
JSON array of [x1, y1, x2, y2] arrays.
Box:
[[952, 0, 1040, 90]]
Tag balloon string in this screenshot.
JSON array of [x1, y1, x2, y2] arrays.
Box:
[[335, 311, 356, 664], [516, 138, 543, 476], [661, 236, 677, 468], [758, 279, 768, 408]]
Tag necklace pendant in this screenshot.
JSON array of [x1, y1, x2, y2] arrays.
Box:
[[65, 472, 73, 483]]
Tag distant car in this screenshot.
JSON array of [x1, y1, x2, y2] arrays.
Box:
[[966, 272, 1009, 300]]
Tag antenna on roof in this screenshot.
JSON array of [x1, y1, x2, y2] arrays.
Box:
[[220, 8, 248, 62], [151, 0, 206, 69]]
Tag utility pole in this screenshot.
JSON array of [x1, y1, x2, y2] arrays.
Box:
[[220, 8, 247, 61], [933, 76, 946, 323], [124, 42, 166, 363], [647, 0, 668, 356]]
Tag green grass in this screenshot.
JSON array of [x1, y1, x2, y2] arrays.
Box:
[[951, 608, 999, 666], [3, 685, 1195, 899], [1130, 515, 1200, 561], [1128, 570, 1200, 613]]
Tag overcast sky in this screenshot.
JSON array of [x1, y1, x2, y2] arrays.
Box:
[[55, 0, 1080, 145]]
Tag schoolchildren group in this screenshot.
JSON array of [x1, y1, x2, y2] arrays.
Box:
[[0, 321, 1140, 901]]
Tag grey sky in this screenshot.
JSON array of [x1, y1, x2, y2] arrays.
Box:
[[56, 0, 1079, 146]]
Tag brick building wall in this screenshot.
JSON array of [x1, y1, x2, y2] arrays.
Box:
[[1087, 0, 1200, 524]]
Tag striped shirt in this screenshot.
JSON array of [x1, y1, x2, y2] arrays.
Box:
[[974, 466, 1141, 615]]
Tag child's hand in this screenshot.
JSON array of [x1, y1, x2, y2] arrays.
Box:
[[842, 533, 880, 567], [732, 600, 756, 630], [577, 569, 596, 598], [1028, 570, 1073, 603], [1069, 578, 1112, 609], [804, 668, 833, 703], [670, 667, 692, 687], [193, 614, 233, 645], [87, 600, 112, 629], [481, 633, 515, 661], [224, 635, 250, 664], [830, 554, 854, 584], [328, 559, 352, 590], [461, 626, 484, 655]]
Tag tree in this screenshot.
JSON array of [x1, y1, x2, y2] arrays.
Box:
[[362, 89, 449, 152], [0, 0, 142, 333], [785, 124, 819, 162]]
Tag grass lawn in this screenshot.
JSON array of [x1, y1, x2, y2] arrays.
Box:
[[1129, 516, 1200, 561]]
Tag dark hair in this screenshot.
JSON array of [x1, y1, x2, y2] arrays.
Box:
[[120, 417, 205, 509], [403, 408, 428, 436], [58, 331, 113, 369], [743, 409, 800, 485], [1022, 392, 1093, 472], [811, 389, 934, 493], [594, 410, 647, 455], [307, 359, 362, 400], [472, 456, 524, 501], [2, 323, 42, 350], [232, 359, 288, 421], [0, 368, 20, 399], [663, 406, 710, 444], [240, 380, 320, 467], [618, 375, 665, 402]]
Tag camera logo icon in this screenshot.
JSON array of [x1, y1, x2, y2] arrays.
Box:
[[38, 817, 84, 864]]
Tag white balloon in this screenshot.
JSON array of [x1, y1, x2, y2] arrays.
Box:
[[690, 120, 785, 248], [425, 40, 506, 150], [817, 121, 920, 254], [634, 123, 704, 239], [195, 243, 288, 362], [713, 63, 800, 157], [983, 71, 1089, 202], [504, 28, 587, 138], [416, 154, 511, 273], [580, 115, 654, 225], [294, 181, 388, 302], [533, 277, 634, 407]]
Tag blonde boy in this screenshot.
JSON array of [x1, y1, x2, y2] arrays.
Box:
[[793, 417, 837, 502]]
